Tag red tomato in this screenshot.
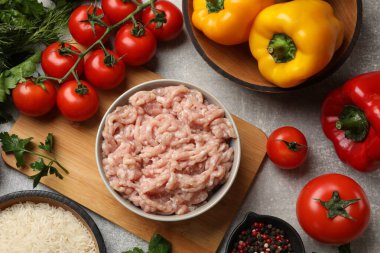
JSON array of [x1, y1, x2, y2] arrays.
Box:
[[41, 42, 84, 81], [68, 5, 111, 47], [12, 80, 56, 117], [84, 49, 126, 89], [57, 80, 99, 122], [142, 0, 183, 41], [114, 23, 157, 66], [266, 126, 308, 169], [297, 174, 370, 245], [102, 0, 142, 25]]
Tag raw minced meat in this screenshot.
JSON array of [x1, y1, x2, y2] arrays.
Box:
[[102, 85, 236, 215]]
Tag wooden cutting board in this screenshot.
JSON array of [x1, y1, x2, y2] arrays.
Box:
[[2, 67, 267, 253]]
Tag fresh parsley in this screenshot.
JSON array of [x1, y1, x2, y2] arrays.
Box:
[[0, 0, 81, 102], [0, 132, 69, 188], [0, 132, 32, 167], [123, 234, 172, 253], [38, 133, 53, 153], [30, 158, 64, 188]]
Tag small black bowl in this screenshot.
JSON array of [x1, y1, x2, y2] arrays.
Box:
[[225, 212, 305, 253]]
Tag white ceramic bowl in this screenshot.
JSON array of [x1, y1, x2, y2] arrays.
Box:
[[95, 79, 241, 222]]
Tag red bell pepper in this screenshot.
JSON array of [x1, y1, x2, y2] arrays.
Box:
[[321, 72, 380, 172]]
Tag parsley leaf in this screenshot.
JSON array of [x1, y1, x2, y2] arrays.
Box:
[[123, 248, 145, 253], [148, 234, 171, 253], [29, 158, 64, 188], [0, 132, 32, 167], [122, 234, 171, 253], [0, 0, 45, 20], [38, 133, 53, 153], [0, 51, 41, 102], [0, 131, 68, 188]]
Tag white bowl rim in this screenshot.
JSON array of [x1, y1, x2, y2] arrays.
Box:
[[95, 79, 241, 222]]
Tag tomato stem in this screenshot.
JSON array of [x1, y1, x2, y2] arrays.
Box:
[[276, 139, 307, 152], [315, 191, 360, 220], [35, 76, 61, 83], [129, 0, 142, 6], [38, 0, 156, 84]]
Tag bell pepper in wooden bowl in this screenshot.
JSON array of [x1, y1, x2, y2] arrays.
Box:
[[249, 0, 344, 88], [183, 0, 362, 92], [192, 0, 275, 45], [321, 72, 380, 172]]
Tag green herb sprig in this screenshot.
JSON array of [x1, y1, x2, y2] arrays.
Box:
[[0, 0, 78, 102], [123, 234, 171, 253], [0, 132, 69, 188]]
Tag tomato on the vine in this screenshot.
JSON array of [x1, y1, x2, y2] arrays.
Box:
[[142, 0, 183, 41], [57, 80, 99, 122], [114, 23, 157, 66], [69, 5, 110, 47], [84, 49, 126, 90], [102, 0, 142, 25], [41, 42, 84, 81], [297, 174, 370, 245], [12, 80, 56, 117], [266, 126, 308, 169]]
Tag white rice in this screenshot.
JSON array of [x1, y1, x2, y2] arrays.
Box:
[[0, 202, 97, 253]]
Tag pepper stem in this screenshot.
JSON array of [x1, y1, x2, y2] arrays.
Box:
[[336, 105, 369, 142], [267, 34, 297, 63], [206, 0, 224, 13], [338, 244, 351, 253]]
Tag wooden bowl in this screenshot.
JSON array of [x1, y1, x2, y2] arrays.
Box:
[[0, 190, 106, 253], [183, 0, 363, 92]]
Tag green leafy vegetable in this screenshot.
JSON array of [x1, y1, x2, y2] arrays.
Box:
[[0, 132, 32, 167], [122, 234, 172, 253], [0, 1, 74, 74], [0, 51, 41, 102], [0, 132, 69, 188], [0, 9, 31, 27], [123, 248, 145, 253], [38, 133, 53, 153], [148, 234, 171, 253], [30, 158, 63, 188], [0, 0, 45, 19]]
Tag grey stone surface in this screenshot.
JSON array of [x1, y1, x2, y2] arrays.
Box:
[[1, 0, 379, 252]]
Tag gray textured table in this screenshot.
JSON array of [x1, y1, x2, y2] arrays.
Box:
[[1, 0, 379, 252]]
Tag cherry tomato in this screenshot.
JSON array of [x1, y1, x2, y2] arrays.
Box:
[[68, 5, 111, 47], [12, 80, 56, 117], [102, 0, 142, 25], [84, 49, 126, 89], [57, 80, 99, 122], [297, 174, 370, 245], [41, 42, 84, 81], [142, 0, 183, 41], [266, 126, 308, 169], [114, 23, 157, 66]]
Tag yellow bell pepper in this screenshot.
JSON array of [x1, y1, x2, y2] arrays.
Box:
[[249, 0, 344, 88], [192, 0, 275, 46]]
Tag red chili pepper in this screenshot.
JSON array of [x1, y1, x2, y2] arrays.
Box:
[[321, 71, 380, 172]]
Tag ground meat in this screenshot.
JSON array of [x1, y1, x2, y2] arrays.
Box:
[[102, 85, 236, 215]]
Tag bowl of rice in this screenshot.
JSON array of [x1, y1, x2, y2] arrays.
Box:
[[95, 79, 241, 222], [0, 190, 106, 253]]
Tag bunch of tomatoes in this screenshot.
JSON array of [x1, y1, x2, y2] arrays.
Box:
[[12, 0, 183, 122]]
